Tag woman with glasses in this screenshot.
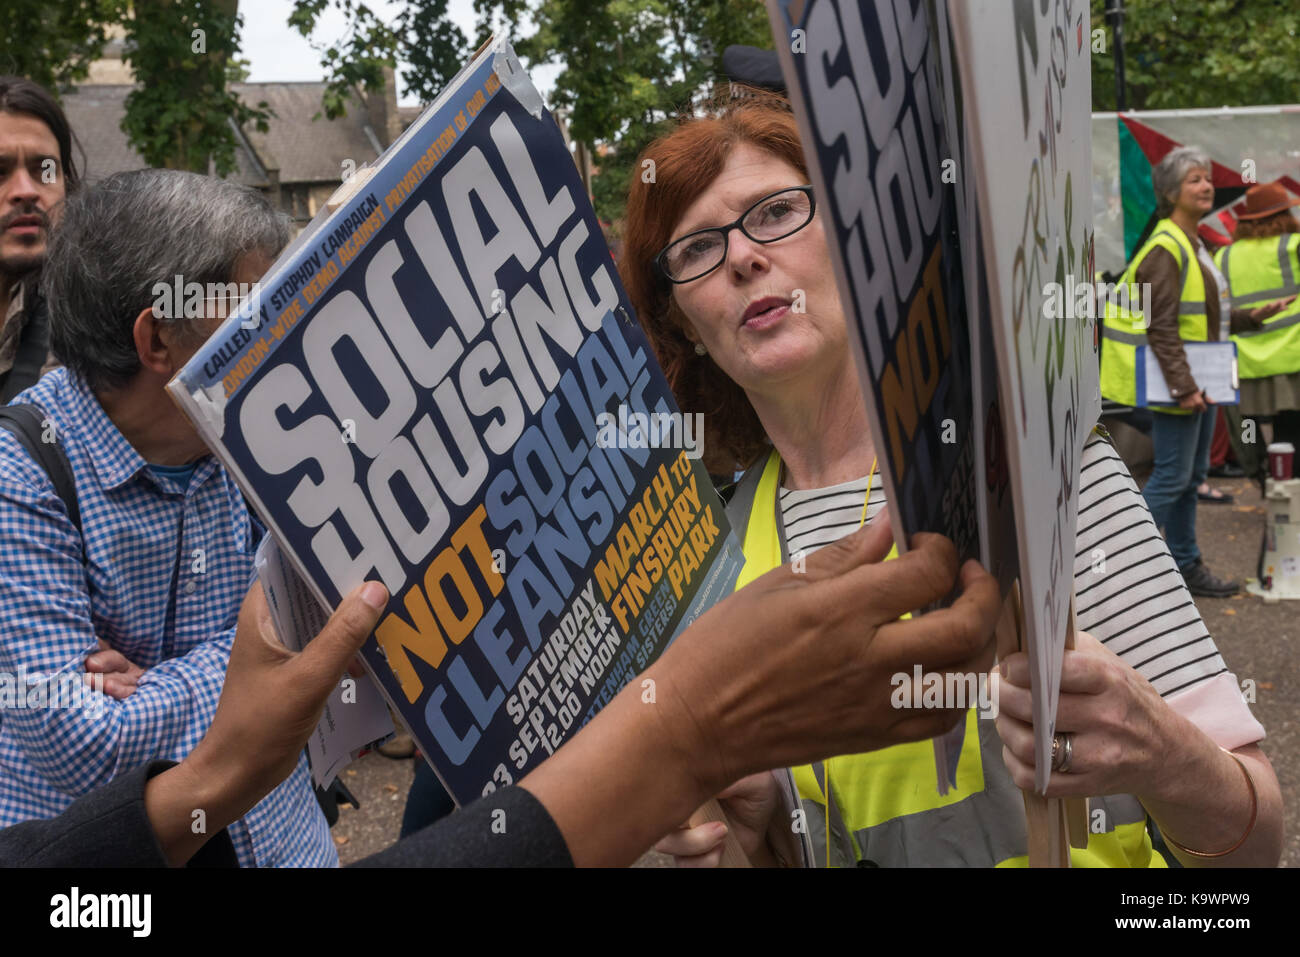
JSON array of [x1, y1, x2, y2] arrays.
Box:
[[618, 91, 1280, 868]]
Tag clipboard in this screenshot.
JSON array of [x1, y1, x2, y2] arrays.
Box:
[[1136, 342, 1239, 406]]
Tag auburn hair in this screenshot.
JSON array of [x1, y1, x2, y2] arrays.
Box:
[[1233, 209, 1300, 240], [618, 88, 806, 475]]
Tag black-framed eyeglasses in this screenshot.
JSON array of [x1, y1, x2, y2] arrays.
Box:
[[655, 185, 816, 284]]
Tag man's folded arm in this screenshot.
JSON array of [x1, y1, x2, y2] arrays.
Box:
[[0, 463, 234, 796]]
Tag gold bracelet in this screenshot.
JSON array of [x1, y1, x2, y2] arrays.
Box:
[[1162, 747, 1258, 859]]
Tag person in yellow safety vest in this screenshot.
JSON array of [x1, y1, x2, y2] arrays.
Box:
[[1101, 148, 1292, 598], [1214, 182, 1300, 480], [617, 94, 1282, 867]]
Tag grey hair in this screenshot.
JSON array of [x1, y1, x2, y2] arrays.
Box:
[[1152, 146, 1213, 219], [41, 168, 290, 392]]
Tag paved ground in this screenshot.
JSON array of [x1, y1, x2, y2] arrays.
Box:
[[330, 750, 414, 866], [1178, 473, 1299, 867], [334, 470, 1297, 868]]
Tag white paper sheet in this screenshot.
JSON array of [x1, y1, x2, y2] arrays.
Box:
[[1140, 342, 1238, 405], [255, 537, 395, 788]]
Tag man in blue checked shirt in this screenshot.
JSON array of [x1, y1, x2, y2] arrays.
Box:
[[0, 169, 334, 866]]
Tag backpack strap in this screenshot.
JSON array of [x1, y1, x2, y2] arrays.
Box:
[[0, 403, 83, 537]]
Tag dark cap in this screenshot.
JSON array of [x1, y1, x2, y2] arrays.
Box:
[[721, 45, 787, 95]]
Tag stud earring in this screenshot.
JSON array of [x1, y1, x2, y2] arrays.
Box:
[[694, 342, 707, 356]]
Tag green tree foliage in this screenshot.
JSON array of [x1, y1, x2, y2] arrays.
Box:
[[0, 0, 266, 175], [122, 0, 269, 174], [473, 1, 772, 221], [288, 0, 468, 117], [289, 0, 399, 120], [396, 1, 471, 106], [13, 2, 1299, 192], [296, 0, 771, 219], [1092, 0, 1300, 111], [0, 0, 124, 90]]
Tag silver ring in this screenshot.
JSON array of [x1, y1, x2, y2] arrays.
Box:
[[1053, 733, 1074, 774]]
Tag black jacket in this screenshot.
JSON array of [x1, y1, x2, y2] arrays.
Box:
[[0, 762, 573, 868]]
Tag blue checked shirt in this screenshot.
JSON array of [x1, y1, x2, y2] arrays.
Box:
[[0, 369, 335, 867]]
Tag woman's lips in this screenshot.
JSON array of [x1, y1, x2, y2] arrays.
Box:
[[742, 298, 790, 330]]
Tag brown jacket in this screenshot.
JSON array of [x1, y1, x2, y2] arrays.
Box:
[[0, 281, 59, 401], [1135, 224, 1260, 399]]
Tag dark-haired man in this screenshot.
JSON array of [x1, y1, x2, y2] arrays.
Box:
[[0, 76, 77, 402]]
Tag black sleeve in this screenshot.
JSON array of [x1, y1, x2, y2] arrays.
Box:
[[0, 761, 239, 868], [350, 785, 574, 868]]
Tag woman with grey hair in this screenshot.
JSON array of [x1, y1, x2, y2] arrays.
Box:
[[1101, 147, 1292, 597]]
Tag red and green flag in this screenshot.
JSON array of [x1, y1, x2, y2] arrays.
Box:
[[1117, 113, 1252, 260]]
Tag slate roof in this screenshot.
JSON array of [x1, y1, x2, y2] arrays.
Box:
[[231, 81, 385, 184], [60, 81, 390, 187]]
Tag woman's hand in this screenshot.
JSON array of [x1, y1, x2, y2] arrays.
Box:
[[184, 580, 389, 811], [992, 630, 1283, 865], [1177, 389, 1208, 412], [992, 630, 1175, 798], [1248, 294, 1296, 324], [654, 772, 785, 867], [147, 579, 388, 865]]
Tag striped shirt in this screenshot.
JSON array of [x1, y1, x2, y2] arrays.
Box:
[[780, 474, 886, 558], [1072, 432, 1260, 740], [779, 433, 1263, 744], [0, 368, 335, 866]]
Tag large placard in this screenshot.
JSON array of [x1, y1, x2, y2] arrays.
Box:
[[171, 40, 743, 805], [928, 0, 1020, 597], [767, 0, 978, 570], [948, 0, 1101, 790], [767, 0, 982, 791]]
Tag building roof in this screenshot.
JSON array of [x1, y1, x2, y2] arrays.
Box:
[[231, 81, 385, 184], [60, 80, 392, 188], [60, 85, 145, 184]]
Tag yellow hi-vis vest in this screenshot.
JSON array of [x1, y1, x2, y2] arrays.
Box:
[[727, 448, 1163, 867], [1100, 218, 1208, 409], [1215, 234, 1300, 379]]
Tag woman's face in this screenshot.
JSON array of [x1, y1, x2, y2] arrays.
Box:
[[667, 143, 847, 395], [1175, 165, 1214, 218]]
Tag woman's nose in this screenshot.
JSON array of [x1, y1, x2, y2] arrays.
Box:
[[724, 229, 770, 279]]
